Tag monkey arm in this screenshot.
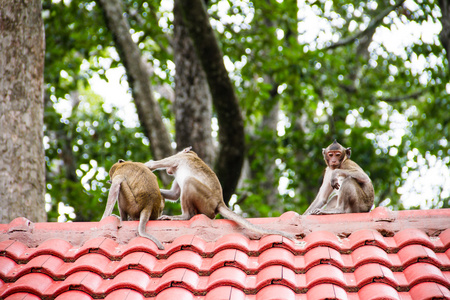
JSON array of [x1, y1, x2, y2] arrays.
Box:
[[145, 158, 178, 172], [160, 179, 181, 200], [303, 171, 333, 215], [331, 169, 371, 185]]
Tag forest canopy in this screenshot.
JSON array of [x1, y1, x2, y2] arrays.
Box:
[[41, 0, 449, 222]]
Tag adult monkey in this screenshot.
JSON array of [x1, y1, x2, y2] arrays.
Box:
[[303, 140, 374, 215], [102, 159, 165, 250], [145, 147, 297, 242]]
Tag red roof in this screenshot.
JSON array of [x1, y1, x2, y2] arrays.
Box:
[[0, 207, 449, 299]]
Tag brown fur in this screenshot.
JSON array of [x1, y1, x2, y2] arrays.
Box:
[[102, 160, 165, 249], [145, 147, 297, 241], [303, 140, 374, 215]]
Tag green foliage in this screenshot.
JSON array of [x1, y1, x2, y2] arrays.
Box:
[[43, 0, 449, 221]]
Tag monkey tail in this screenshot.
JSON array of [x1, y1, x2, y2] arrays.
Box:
[[217, 205, 297, 242], [138, 209, 165, 250]]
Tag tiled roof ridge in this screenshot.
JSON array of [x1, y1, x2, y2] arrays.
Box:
[[1, 207, 449, 249], [1, 207, 449, 299]]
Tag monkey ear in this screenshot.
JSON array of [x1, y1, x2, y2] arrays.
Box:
[[107, 180, 112, 184], [118, 159, 125, 163], [183, 146, 193, 153], [345, 147, 351, 158], [322, 148, 326, 155]]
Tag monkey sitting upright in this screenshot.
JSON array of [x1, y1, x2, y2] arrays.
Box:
[[102, 159, 165, 250], [303, 140, 374, 215], [145, 147, 297, 242]]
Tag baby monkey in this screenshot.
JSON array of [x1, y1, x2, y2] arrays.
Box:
[[102, 159, 165, 249], [304, 140, 374, 215], [145, 147, 297, 242]]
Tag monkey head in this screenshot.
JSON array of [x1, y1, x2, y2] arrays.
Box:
[[108, 159, 127, 179], [322, 140, 351, 170]]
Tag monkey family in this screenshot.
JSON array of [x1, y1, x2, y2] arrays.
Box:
[[102, 140, 374, 249]]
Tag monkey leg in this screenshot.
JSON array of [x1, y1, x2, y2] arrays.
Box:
[[314, 178, 362, 214], [158, 177, 215, 221], [101, 176, 125, 220], [138, 208, 164, 250]]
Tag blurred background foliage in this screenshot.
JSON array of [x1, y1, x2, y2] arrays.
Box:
[[42, 0, 449, 222]]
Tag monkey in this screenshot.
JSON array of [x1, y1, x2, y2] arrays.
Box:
[[144, 147, 297, 242], [303, 140, 374, 215], [102, 159, 165, 250]]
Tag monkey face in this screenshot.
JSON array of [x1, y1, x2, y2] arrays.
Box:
[[326, 150, 345, 169]]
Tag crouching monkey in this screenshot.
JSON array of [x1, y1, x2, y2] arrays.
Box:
[[145, 147, 297, 242], [303, 140, 374, 215], [102, 159, 165, 249]]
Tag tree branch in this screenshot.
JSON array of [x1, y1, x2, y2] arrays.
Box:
[[96, 0, 173, 184], [376, 89, 425, 103], [325, 0, 406, 50]]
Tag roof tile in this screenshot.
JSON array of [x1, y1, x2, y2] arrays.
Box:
[[44, 271, 103, 297], [60, 252, 113, 278], [209, 249, 250, 273], [348, 229, 389, 250], [1, 273, 53, 298], [100, 269, 151, 295], [357, 283, 400, 300], [205, 286, 246, 300], [120, 235, 167, 257], [403, 262, 448, 287], [255, 285, 297, 300], [5, 292, 42, 300], [0, 240, 28, 262], [168, 234, 207, 255], [207, 267, 247, 291], [303, 246, 343, 271], [306, 283, 349, 300], [351, 245, 392, 268], [29, 239, 73, 260], [257, 248, 295, 270], [440, 228, 450, 249], [397, 244, 441, 268], [116, 251, 156, 276], [306, 264, 347, 288], [303, 231, 343, 251], [394, 228, 434, 249], [256, 265, 297, 291], [409, 282, 450, 300], [0, 257, 16, 278], [354, 263, 398, 288], [162, 250, 203, 273], [154, 287, 194, 300], [213, 233, 252, 253], [55, 290, 94, 300]]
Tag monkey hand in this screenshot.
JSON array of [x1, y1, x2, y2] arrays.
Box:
[[311, 209, 325, 215], [158, 215, 174, 221], [330, 177, 340, 190], [144, 160, 155, 170]]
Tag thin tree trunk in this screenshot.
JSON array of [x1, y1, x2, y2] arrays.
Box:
[[439, 0, 450, 68], [173, 0, 214, 166], [96, 0, 173, 168], [176, 0, 245, 204], [0, 0, 47, 223]]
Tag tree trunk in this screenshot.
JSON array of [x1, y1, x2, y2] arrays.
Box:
[[439, 0, 450, 68], [96, 0, 173, 166], [176, 0, 245, 204], [173, 0, 214, 166], [0, 0, 47, 223]]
